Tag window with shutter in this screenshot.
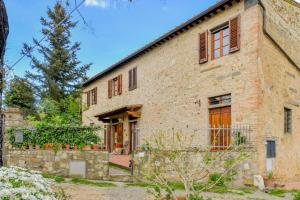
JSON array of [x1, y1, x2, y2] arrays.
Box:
[[284, 108, 292, 133], [129, 67, 137, 91], [108, 80, 112, 98], [117, 74, 122, 95], [199, 31, 208, 63], [87, 91, 91, 107], [133, 67, 137, 89], [129, 69, 133, 90], [212, 27, 230, 59], [266, 140, 276, 158], [229, 15, 240, 52]]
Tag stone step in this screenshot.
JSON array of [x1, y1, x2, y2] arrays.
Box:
[[108, 174, 133, 182]]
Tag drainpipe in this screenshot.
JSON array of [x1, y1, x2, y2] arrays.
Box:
[[257, 0, 299, 68]]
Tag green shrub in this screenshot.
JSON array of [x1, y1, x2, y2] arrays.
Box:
[[294, 191, 300, 200], [208, 173, 225, 187], [7, 124, 101, 148]]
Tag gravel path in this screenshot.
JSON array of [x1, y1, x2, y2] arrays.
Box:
[[59, 182, 293, 200]]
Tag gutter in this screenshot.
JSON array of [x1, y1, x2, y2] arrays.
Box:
[[257, 0, 299, 69]]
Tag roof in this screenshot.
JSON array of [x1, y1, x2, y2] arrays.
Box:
[[95, 104, 143, 119], [83, 0, 239, 87]]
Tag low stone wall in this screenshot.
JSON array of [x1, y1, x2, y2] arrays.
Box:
[[6, 150, 109, 180], [133, 149, 258, 186]]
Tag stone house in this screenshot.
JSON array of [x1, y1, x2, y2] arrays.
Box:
[[82, 0, 300, 181]]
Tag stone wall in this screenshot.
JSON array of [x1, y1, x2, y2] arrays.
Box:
[[6, 150, 109, 180], [261, 0, 300, 68], [133, 149, 258, 186]]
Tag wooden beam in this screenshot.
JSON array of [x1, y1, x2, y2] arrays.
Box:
[[127, 111, 141, 118]]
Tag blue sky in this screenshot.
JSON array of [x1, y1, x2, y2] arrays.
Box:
[[4, 0, 217, 78]]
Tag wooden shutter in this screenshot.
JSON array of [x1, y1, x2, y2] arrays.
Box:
[[133, 67, 137, 89], [94, 87, 97, 104], [229, 15, 240, 52], [108, 80, 112, 98], [117, 74, 122, 95], [87, 91, 90, 107], [129, 69, 132, 90], [199, 30, 208, 64]]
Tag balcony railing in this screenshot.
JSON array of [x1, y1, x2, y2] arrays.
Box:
[[209, 124, 252, 149]]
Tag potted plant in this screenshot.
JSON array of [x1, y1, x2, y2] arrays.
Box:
[[92, 142, 100, 151], [35, 144, 40, 150], [28, 143, 34, 150], [65, 144, 71, 150], [264, 171, 275, 188], [44, 143, 54, 150], [82, 143, 92, 150]]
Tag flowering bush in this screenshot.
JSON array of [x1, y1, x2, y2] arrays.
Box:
[[0, 166, 66, 200]]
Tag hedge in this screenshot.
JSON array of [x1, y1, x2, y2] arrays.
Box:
[[7, 124, 101, 148]]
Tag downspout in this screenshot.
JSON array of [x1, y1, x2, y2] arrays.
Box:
[[257, 0, 299, 69]]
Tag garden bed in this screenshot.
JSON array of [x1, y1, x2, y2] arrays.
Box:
[[0, 166, 66, 200]]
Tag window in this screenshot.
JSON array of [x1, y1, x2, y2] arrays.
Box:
[[212, 26, 230, 59], [284, 108, 292, 133], [209, 94, 231, 106], [266, 140, 276, 158], [108, 74, 122, 98], [112, 78, 118, 96], [91, 88, 97, 105], [87, 87, 97, 106], [129, 67, 137, 91]]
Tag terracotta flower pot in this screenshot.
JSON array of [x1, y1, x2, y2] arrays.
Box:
[[44, 143, 54, 150], [92, 144, 100, 151], [264, 178, 275, 188], [35, 145, 40, 150], [65, 144, 71, 150], [73, 145, 78, 151], [82, 145, 92, 150]]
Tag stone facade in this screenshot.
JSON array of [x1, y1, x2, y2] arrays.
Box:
[[6, 150, 109, 180], [82, 0, 300, 181]]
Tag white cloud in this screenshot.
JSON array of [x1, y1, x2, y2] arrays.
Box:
[[85, 0, 109, 8]]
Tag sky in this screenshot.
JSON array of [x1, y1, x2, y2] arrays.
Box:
[[3, 0, 234, 78]]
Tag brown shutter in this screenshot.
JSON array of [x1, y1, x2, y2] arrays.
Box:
[[133, 67, 137, 89], [94, 87, 97, 104], [129, 69, 132, 90], [211, 33, 215, 60], [87, 91, 90, 107], [108, 80, 112, 98], [117, 74, 122, 95], [229, 15, 240, 53], [199, 30, 208, 64]]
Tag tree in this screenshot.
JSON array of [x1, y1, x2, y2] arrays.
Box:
[[135, 131, 250, 200], [4, 76, 36, 116], [22, 1, 91, 102]]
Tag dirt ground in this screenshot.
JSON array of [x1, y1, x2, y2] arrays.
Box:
[[59, 182, 293, 200]]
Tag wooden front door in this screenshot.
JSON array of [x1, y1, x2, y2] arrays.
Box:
[[209, 106, 231, 149]]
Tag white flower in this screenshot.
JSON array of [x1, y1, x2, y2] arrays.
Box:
[[0, 166, 60, 200]]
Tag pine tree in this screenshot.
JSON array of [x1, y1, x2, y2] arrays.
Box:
[[23, 1, 91, 102]]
